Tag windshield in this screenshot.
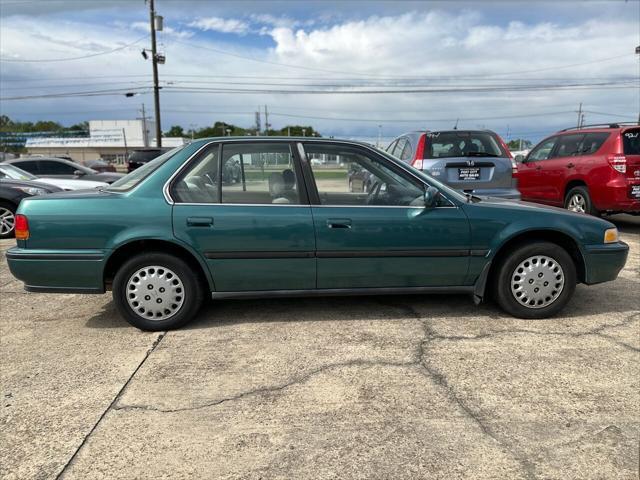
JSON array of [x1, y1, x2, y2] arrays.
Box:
[[373, 145, 467, 203], [0, 163, 38, 181], [424, 131, 505, 159], [107, 146, 183, 192]]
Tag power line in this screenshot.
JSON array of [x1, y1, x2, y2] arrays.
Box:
[[0, 35, 149, 63]]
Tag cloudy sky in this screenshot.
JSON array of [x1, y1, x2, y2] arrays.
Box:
[[0, 0, 639, 143]]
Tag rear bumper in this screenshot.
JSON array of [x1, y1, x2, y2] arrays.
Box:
[[595, 179, 640, 213], [582, 242, 629, 285], [6, 248, 106, 293], [468, 188, 521, 200]]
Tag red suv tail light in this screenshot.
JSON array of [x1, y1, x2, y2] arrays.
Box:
[[15, 214, 29, 240], [607, 154, 627, 173]]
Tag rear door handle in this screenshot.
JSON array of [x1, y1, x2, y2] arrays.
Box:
[[326, 218, 352, 229], [186, 216, 214, 227]]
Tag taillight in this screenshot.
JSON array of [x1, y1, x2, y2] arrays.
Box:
[[15, 214, 29, 240], [510, 158, 518, 176], [607, 154, 627, 173], [411, 134, 426, 170]]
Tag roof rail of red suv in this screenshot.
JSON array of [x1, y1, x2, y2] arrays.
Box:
[[559, 122, 640, 132]]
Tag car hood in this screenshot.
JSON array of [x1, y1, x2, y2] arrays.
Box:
[[0, 178, 63, 193], [470, 195, 615, 226], [39, 177, 108, 191]]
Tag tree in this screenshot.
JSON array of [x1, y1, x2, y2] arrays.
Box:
[[165, 125, 185, 137], [507, 139, 532, 150], [276, 125, 321, 137]]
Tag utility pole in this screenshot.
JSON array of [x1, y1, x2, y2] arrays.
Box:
[[576, 102, 583, 129], [139, 103, 148, 147], [264, 105, 270, 136], [377, 125, 382, 147], [255, 110, 261, 134], [148, 0, 162, 147]]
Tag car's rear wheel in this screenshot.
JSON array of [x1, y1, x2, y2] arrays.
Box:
[[0, 202, 16, 239], [565, 186, 597, 216], [113, 252, 204, 331], [494, 241, 576, 319]]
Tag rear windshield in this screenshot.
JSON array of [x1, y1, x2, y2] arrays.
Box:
[[108, 146, 182, 192], [623, 128, 640, 155], [423, 131, 505, 159]]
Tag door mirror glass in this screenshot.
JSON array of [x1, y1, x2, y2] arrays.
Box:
[[423, 186, 440, 208], [73, 169, 85, 176], [514, 154, 525, 163]]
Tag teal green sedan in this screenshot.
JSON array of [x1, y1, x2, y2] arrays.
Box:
[[7, 138, 629, 330]]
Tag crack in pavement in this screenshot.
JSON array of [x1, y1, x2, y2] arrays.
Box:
[[113, 358, 414, 413], [55, 332, 167, 480]]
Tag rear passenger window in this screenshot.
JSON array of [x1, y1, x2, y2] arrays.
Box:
[[400, 140, 413, 161], [14, 161, 39, 174], [579, 132, 610, 155], [392, 138, 407, 158], [221, 143, 301, 205], [554, 134, 585, 158], [623, 129, 640, 155]]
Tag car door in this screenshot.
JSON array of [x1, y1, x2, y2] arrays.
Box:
[[170, 141, 316, 292], [539, 133, 586, 204], [300, 142, 471, 289], [518, 136, 558, 202]]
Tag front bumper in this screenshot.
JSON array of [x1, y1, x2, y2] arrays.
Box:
[[6, 248, 106, 293], [582, 242, 629, 285]]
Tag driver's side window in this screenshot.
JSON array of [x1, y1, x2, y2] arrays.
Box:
[[527, 137, 558, 162], [304, 143, 424, 206]]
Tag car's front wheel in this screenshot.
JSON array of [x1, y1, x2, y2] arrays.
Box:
[[0, 202, 16, 239], [113, 252, 204, 330], [494, 241, 576, 319]]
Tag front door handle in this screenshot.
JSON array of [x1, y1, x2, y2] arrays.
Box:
[[535, 165, 542, 171], [326, 218, 352, 229], [567, 163, 575, 169], [186, 216, 214, 227]]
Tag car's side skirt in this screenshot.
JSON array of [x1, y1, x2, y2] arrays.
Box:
[[211, 285, 475, 300]]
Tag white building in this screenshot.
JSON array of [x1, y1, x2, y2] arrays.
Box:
[[26, 119, 186, 164]]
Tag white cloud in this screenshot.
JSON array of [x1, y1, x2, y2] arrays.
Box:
[[127, 21, 194, 39], [188, 17, 249, 35]]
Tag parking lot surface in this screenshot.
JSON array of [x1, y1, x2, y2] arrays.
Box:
[[1, 215, 638, 480]]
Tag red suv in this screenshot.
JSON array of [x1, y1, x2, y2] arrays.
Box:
[[517, 123, 640, 215]]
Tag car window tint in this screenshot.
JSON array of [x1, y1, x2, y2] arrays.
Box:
[[13, 161, 39, 174], [221, 143, 301, 205], [38, 160, 77, 175], [623, 129, 640, 155], [305, 143, 425, 207], [424, 132, 503, 159], [527, 137, 557, 162], [577, 132, 610, 155], [385, 140, 397, 153], [554, 134, 585, 158], [400, 139, 413, 161], [172, 144, 220, 203], [392, 138, 407, 158]]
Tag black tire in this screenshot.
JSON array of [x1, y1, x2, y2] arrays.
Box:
[[0, 201, 17, 239], [113, 252, 205, 331], [564, 186, 598, 216], [493, 241, 576, 319]]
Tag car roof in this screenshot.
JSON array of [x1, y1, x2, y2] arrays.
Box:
[[188, 136, 379, 149], [557, 123, 639, 134]]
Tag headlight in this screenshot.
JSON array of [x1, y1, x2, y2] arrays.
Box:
[[604, 228, 619, 244], [15, 186, 48, 196]]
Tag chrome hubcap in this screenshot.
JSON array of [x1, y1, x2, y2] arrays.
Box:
[[567, 194, 586, 213], [126, 266, 185, 320], [0, 207, 15, 236], [511, 255, 564, 309]]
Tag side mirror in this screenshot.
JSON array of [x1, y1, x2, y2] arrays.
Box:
[[423, 186, 440, 208], [514, 154, 525, 163], [73, 170, 85, 176]]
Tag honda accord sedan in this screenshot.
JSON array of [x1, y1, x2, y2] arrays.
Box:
[[7, 138, 629, 330]]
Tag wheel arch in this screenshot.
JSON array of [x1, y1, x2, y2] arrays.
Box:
[[103, 239, 213, 292], [564, 179, 588, 198], [482, 229, 586, 300]]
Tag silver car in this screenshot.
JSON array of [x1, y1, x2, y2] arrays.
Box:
[[386, 130, 520, 199]]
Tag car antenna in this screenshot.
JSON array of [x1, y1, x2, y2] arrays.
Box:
[[453, 119, 459, 130]]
